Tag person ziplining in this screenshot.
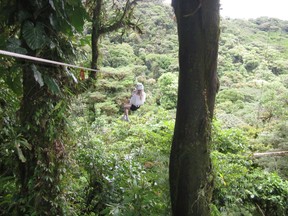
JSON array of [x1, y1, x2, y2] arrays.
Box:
[[122, 83, 146, 122], [0, 50, 148, 122]]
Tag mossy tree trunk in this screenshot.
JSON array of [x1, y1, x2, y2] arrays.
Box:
[[7, 0, 86, 214], [169, 0, 220, 215], [19, 63, 67, 215]]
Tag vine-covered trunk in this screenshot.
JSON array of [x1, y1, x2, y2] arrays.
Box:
[[18, 64, 38, 201], [18, 64, 67, 215], [1, 0, 85, 214], [169, 0, 220, 215]]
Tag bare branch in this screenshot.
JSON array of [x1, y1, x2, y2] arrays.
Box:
[[253, 151, 288, 158]]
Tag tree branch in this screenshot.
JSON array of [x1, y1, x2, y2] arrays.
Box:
[[99, 0, 142, 34], [253, 151, 288, 158]]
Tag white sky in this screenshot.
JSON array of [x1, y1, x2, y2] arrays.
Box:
[[220, 0, 288, 20], [163, 0, 288, 21]]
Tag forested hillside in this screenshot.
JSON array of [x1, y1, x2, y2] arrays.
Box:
[[1, 1, 288, 215]]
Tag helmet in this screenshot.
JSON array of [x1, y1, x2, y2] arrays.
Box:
[[136, 83, 144, 90]]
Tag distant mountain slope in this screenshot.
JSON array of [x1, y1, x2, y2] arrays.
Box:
[[99, 2, 287, 157]]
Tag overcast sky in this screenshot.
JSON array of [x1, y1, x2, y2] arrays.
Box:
[[163, 0, 288, 21], [220, 0, 288, 20]]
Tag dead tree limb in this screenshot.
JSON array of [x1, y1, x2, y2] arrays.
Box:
[[253, 151, 288, 158]]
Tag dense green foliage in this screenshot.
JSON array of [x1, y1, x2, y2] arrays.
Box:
[[1, 0, 288, 215], [0, 0, 87, 215]]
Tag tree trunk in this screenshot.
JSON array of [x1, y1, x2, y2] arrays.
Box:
[[169, 0, 220, 215], [90, 29, 100, 79], [18, 62, 66, 215], [18, 63, 38, 200], [90, 0, 103, 79], [90, 30, 100, 79]]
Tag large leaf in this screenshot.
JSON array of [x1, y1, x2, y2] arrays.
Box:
[[49, 13, 58, 30], [6, 38, 27, 54], [43, 75, 61, 95], [15, 137, 31, 163], [22, 21, 47, 50], [15, 144, 26, 163], [18, 10, 31, 22], [49, 0, 56, 10], [65, 67, 78, 83], [31, 64, 44, 87], [66, 4, 86, 32]]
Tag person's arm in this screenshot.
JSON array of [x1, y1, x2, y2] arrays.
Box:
[[141, 92, 146, 103]]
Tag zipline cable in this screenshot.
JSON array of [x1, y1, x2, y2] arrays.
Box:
[[0, 49, 99, 72]]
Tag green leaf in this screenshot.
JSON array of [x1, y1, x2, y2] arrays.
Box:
[[43, 75, 61, 95], [18, 10, 31, 22], [63, 0, 88, 32], [49, 0, 56, 10], [15, 144, 26, 163], [49, 13, 58, 30], [65, 67, 78, 83], [66, 0, 79, 6], [3, 66, 23, 96], [19, 139, 32, 150], [66, 6, 85, 32], [31, 65, 44, 87], [80, 35, 91, 46], [7, 38, 27, 54], [52, 100, 63, 113], [22, 21, 47, 50]]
